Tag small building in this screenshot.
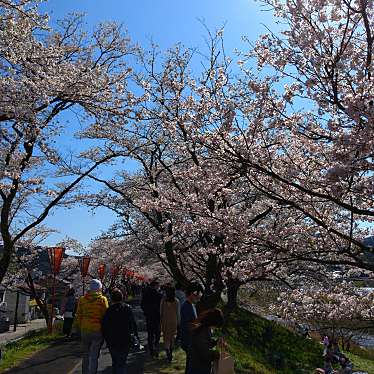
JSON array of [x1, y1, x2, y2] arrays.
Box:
[[2, 289, 30, 324], [0, 287, 29, 332], [0, 245, 80, 329]]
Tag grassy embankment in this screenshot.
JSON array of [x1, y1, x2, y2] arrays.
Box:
[[0, 329, 63, 373], [150, 306, 374, 374], [344, 347, 374, 374]]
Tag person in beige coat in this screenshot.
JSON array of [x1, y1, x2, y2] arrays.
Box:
[[160, 286, 180, 362]]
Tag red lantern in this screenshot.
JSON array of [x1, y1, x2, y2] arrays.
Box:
[[79, 256, 91, 278], [98, 263, 106, 281], [46, 247, 64, 334], [47, 247, 64, 275], [122, 268, 128, 278]]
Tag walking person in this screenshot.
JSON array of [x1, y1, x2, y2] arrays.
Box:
[[74, 279, 109, 374], [160, 286, 179, 362], [62, 287, 76, 338], [180, 283, 202, 373], [141, 279, 162, 357], [188, 308, 225, 374], [102, 288, 139, 374]]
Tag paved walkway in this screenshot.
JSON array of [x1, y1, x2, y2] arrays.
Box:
[[0, 319, 46, 345], [5, 298, 167, 374], [69, 298, 149, 374]]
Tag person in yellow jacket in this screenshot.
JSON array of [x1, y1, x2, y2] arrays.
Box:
[[74, 279, 108, 374]]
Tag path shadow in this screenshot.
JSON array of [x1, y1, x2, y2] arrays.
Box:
[[6, 339, 82, 374], [144, 348, 186, 374]]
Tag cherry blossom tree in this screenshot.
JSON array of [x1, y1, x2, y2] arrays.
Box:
[[87, 236, 164, 294], [75, 0, 374, 313], [83, 34, 317, 310], [0, 0, 134, 282], [272, 283, 374, 349], [204, 0, 374, 273]]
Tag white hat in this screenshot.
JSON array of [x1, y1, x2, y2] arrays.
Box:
[[89, 279, 102, 292]]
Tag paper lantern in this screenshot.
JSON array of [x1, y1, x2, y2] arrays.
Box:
[[47, 247, 64, 275]]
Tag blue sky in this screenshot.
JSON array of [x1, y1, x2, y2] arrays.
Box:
[[42, 0, 276, 248], [44, 0, 275, 51]]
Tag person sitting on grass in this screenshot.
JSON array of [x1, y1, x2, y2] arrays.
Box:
[[338, 355, 353, 374], [330, 340, 343, 362], [315, 351, 335, 374]]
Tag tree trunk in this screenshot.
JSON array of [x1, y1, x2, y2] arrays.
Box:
[[26, 271, 49, 325], [226, 279, 241, 310], [0, 240, 13, 284], [197, 290, 222, 313]]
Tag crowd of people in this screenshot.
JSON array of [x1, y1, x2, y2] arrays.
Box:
[[60, 278, 361, 374], [60, 278, 227, 374], [315, 335, 354, 374], [140, 280, 226, 374]]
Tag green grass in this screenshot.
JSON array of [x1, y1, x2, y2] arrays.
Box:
[[223, 307, 323, 373], [0, 329, 63, 373], [222, 307, 374, 374], [344, 346, 374, 373], [149, 307, 374, 374], [144, 347, 186, 374]]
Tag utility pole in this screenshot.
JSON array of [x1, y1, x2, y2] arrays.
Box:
[[13, 290, 19, 332]]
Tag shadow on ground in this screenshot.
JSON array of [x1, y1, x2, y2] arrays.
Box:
[[6, 339, 82, 374], [142, 348, 186, 374]]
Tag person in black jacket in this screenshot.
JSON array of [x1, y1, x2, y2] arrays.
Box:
[[180, 283, 202, 373], [188, 308, 225, 374], [102, 289, 138, 374], [141, 279, 162, 357]]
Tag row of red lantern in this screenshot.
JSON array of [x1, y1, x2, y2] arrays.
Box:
[[78, 258, 117, 281], [122, 268, 146, 281], [47, 247, 146, 283], [97, 265, 146, 281]]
